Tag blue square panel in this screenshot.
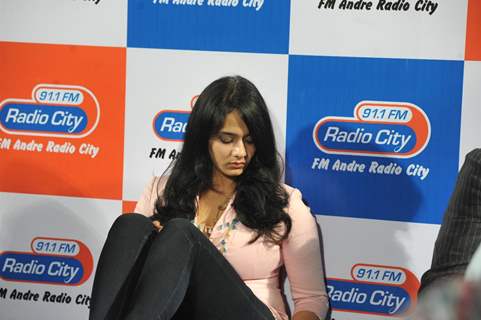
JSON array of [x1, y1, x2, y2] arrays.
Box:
[[127, 0, 290, 54], [286, 55, 464, 224]]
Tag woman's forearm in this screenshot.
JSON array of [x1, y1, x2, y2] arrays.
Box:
[[292, 310, 320, 320]]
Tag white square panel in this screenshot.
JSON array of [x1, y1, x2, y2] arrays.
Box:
[[290, 1, 468, 60], [317, 215, 440, 319], [0, 0, 127, 47], [0, 192, 121, 320], [459, 61, 481, 167]]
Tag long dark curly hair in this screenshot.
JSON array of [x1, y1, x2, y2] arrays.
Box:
[[152, 75, 292, 243]]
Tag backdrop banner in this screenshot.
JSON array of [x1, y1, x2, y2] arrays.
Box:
[[1, 0, 480, 319]]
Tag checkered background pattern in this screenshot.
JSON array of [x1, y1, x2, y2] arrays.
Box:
[[1, 1, 480, 319]]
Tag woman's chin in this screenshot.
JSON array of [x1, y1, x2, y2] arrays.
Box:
[[223, 169, 244, 178]]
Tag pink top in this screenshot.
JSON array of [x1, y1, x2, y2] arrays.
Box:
[[134, 177, 329, 320]]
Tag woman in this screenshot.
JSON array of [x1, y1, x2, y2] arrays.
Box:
[[90, 76, 329, 320]]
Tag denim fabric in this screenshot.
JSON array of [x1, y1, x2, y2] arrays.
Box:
[[90, 214, 275, 320]]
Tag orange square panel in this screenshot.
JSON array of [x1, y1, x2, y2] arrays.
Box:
[[0, 42, 126, 200], [466, 0, 481, 61]]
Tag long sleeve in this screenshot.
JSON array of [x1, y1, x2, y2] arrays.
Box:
[[134, 176, 163, 217], [282, 188, 329, 319], [419, 148, 481, 292]]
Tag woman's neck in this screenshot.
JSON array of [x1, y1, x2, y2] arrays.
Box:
[[211, 173, 236, 196], [196, 174, 236, 236]]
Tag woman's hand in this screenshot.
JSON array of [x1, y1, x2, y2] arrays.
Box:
[[292, 311, 320, 320], [152, 220, 163, 231]]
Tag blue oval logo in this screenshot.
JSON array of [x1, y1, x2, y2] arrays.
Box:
[[315, 121, 417, 154], [0, 252, 84, 285], [0, 103, 87, 134], [327, 279, 411, 315], [153, 110, 190, 141]]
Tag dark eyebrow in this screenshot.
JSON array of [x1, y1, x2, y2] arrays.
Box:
[[218, 131, 251, 137]]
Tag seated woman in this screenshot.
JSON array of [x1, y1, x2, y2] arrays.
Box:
[[90, 76, 329, 320]]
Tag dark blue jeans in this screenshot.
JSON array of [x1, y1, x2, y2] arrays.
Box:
[[90, 214, 275, 320]]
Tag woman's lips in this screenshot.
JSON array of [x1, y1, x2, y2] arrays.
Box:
[[228, 162, 245, 169]]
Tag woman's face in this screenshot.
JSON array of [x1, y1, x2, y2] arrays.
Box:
[[209, 110, 256, 182]]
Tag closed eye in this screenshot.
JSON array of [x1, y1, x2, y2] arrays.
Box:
[[218, 133, 234, 144], [244, 136, 254, 144]]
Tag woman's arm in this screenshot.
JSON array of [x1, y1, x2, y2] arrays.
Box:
[[282, 187, 329, 320], [293, 310, 319, 320], [134, 176, 159, 216]]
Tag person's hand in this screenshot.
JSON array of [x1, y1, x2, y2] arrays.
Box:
[[152, 220, 163, 231]]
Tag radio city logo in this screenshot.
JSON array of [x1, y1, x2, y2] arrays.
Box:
[[313, 101, 431, 158], [327, 263, 419, 316], [0, 237, 93, 286], [0, 84, 100, 138], [152, 96, 198, 141]]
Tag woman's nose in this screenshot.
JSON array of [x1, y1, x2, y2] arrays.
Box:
[[232, 140, 247, 158]]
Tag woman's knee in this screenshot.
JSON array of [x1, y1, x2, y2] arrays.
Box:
[[164, 218, 195, 230], [110, 213, 154, 236], [162, 218, 203, 240]]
